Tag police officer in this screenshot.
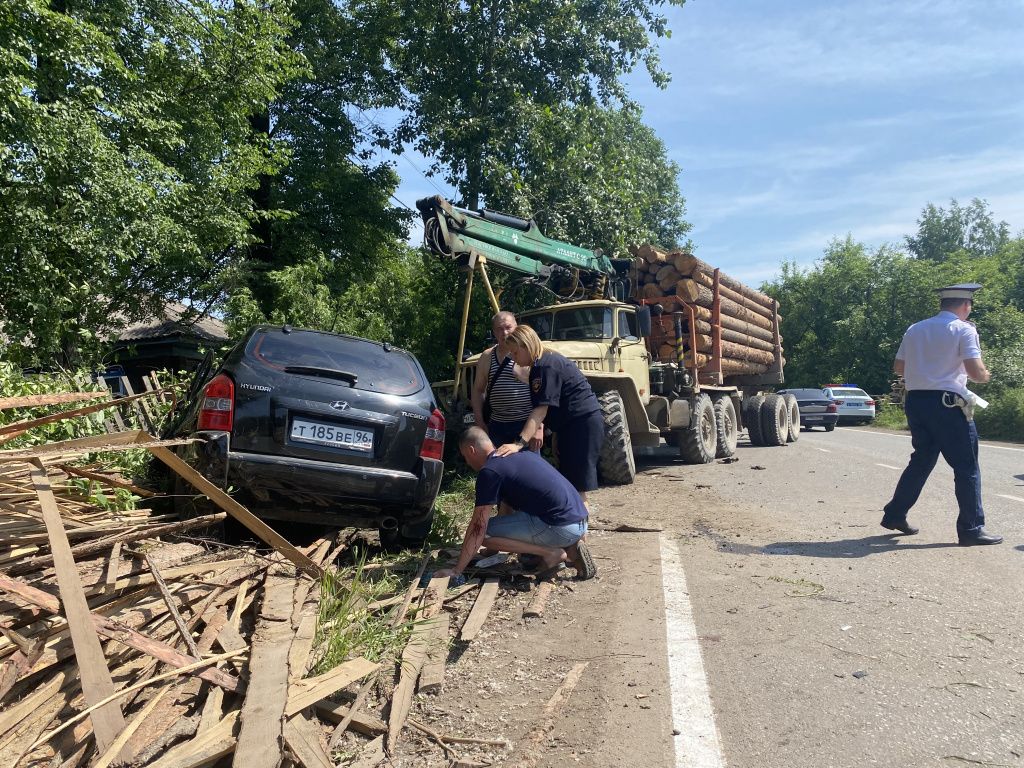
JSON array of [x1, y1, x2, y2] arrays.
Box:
[[881, 283, 1002, 546], [493, 324, 604, 510]]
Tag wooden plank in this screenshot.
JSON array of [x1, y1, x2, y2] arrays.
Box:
[[523, 580, 554, 619], [148, 710, 240, 768], [0, 433, 193, 462], [285, 657, 379, 716], [349, 735, 386, 768], [386, 575, 449, 751], [283, 712, 333, 768], [29, 459, 125, 752], [312, 701, 387, 737], [0, 687, 64, 766], [232, 572, 295, 768], [92, 687, 170, 768], [0, 391, 153, 437], [0, 392, 107, 411], [0, 573, 242, 692], [119, 376, 158, 432], [30, 648, 246, 752], [103, 541, 121, 594], [139, 435, 322, 577], [459, 578, 500, 641], [141, 551, 202, 658], [418, 612, 450, 694]]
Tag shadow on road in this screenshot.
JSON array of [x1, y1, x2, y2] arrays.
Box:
[[733, 533, 960, 559]]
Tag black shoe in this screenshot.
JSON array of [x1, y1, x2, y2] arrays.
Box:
[[880, 518, 919, 535], [958, 530, 1003, 546]]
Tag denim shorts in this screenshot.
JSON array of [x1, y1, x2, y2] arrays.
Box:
[[486, 510, 587, 548]]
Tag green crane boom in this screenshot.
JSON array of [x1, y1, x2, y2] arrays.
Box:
[[416, 196, 629, 300]]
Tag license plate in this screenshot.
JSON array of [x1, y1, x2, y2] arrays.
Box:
[[290, 418, 374, 452]]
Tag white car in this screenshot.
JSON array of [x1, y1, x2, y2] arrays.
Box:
[[821, 385, 876, 425]]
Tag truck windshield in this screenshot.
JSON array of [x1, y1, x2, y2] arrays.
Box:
[[521, 308, 613, 341]]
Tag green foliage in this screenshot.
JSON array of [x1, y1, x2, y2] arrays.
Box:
[[426, 471, 477, 549], [0, 362, 108, 446], [872, 404, 909, 432], [0, 0, 302, 368], [765, 224, 1024, 398], [975, 388, 1024, 441], [905, 198, 1011, 263], [389, 0, 685, 211], [479, 103, 691, 256]]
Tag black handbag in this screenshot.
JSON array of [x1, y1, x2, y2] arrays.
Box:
[[482, 353, 513, 424]]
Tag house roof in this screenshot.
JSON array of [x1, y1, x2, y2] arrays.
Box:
[[116, 302, 229, 343]]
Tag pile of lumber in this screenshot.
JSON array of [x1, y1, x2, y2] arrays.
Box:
[[0, 392, 517, 767], [630, 245, 783, 376]]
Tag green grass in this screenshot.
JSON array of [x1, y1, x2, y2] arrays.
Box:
[[312, 466, 477, 674], [872, 403, 909, 431], [425, 469, 476, 549]]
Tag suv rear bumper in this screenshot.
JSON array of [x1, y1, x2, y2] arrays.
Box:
[[183, 431, 442, 527]]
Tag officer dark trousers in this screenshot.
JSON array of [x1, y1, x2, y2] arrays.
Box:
[[883, 390, 984, 535]]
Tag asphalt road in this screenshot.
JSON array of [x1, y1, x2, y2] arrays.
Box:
[[590, 425, 1024, 768]]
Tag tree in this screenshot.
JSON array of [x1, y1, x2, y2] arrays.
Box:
[[390, 0, 685, 210], [237, 0, 412, 318], [0, 0, 301, 367], [478, 103, 690, 256], [905, 198, 1010, 263]]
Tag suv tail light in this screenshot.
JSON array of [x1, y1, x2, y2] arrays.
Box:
[[198, 374, 235, 432], [826, 402, 838, 413], [420, 408, 445, 460]]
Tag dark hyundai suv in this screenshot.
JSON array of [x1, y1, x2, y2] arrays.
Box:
[[172, 326, 445, 547]]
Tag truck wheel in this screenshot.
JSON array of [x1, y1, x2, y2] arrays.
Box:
[[783, 394, 800, 443], [712, 395, 738, 458], [743, 394, 766, 446], [760, 393, 789, 446], [597, 391, 635, 485], [679, 393, 717, 464]]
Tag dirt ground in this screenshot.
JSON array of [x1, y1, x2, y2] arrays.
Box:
[[370, 454, 715, 768]]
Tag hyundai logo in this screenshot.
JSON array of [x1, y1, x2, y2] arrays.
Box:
[[329, 401, 350, 411]]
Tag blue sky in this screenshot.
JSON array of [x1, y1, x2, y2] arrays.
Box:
[[394, 0, 1024, 286]]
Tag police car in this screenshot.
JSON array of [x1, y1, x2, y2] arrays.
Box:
[[821, 385, 876, 425]]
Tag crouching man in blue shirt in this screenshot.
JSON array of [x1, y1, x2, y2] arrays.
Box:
[[435, 427, 597, 581]]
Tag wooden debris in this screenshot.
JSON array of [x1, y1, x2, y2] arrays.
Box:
[[387, 574, 449, 751], [233, 571, 295, 768], [459, 577, 500, 641], [418, 613, 451, 694], [29, 459, 126, 752], [523, 580, 554, 619]]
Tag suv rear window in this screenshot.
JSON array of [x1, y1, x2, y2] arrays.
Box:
[[247, 330, 424, 396]]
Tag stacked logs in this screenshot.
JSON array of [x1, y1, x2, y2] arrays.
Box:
[[631, 245, 782, 376]]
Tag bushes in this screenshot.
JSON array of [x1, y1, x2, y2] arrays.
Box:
[[975, 387, 1024, 441]]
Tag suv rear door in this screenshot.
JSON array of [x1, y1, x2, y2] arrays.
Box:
[[230, 329, 434, 472]]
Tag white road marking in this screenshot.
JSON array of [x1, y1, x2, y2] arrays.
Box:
[[996, 494, 1024, 504], [814, 447, 831, 453], [660, 535, 726, 768], [875, 463, 902, 470], [852, 429, 1024, 453]]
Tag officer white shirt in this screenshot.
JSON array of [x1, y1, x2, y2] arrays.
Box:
[[895, 311, 982, 397]]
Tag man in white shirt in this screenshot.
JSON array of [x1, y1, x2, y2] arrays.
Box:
[[881, 283, 1001, 545]]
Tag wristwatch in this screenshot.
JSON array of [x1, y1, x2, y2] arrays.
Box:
[[514, 435, 528, 448]]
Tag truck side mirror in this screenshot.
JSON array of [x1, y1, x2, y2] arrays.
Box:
[[637, 306, 652, 338]]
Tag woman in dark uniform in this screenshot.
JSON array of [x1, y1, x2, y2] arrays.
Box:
[[493, 324, 605, 507]]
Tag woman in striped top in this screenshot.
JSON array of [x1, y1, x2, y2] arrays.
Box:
[[471, 311, 543, 449]]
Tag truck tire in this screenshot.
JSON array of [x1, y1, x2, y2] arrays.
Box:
[[597, 391, 636, 485], [712, 395, 738, 458], [760, 393, 789, 446], [679, 393, 717, 464], [783, 393, 800, 443], [743, 394, 766, 446]]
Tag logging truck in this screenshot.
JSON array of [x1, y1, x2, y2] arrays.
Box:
[[417, 196, 795, 485]]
